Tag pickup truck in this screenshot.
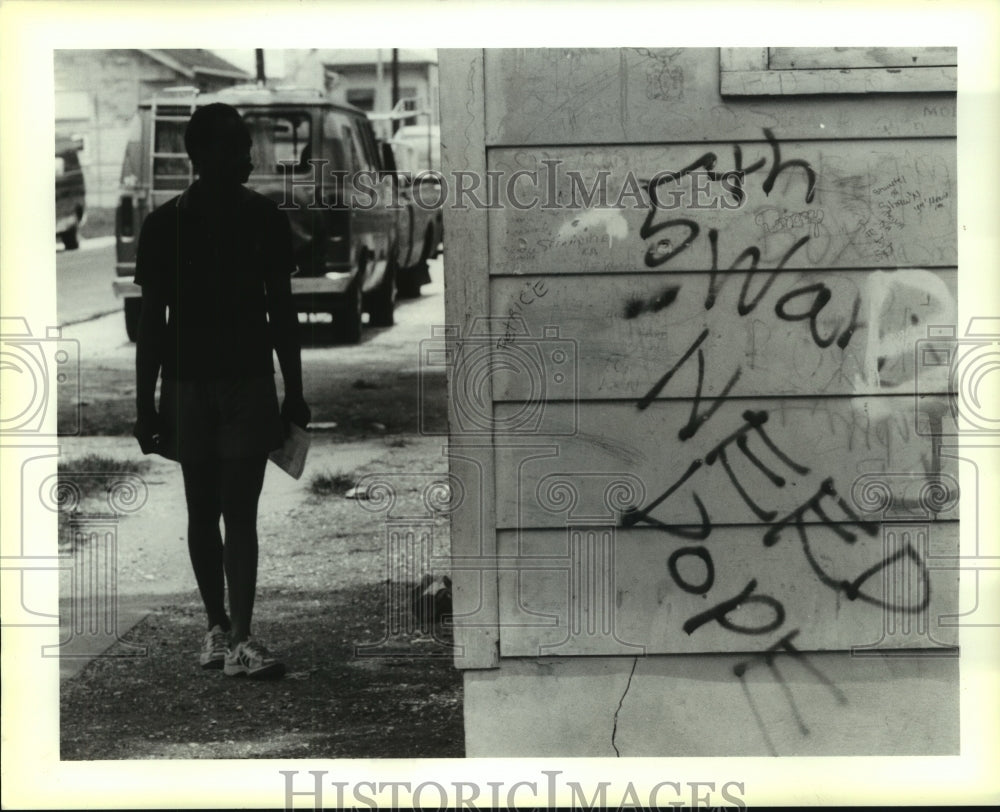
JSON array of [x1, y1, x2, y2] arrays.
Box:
[[380, 137, 443, 298], [56, 135, 86, 250], [113, 85, 405, 343]]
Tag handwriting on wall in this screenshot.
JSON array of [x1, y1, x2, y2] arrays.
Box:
[[491, 269, 956, 400], [488, 135, 955, 274]]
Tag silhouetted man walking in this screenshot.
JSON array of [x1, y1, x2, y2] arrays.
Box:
[[134, 103, 310, 679]]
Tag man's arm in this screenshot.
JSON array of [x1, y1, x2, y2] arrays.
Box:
[[133, 217, 167, 452], [266, 206, 310, 428]]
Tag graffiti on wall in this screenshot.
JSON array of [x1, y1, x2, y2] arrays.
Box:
[[486, 130, 957, 750]]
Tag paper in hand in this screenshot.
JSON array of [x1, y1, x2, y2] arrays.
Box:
[[268, 423, 311, 479]]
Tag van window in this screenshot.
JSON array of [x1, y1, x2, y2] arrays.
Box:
[[120, 113, 143, 186], [342, 123, 365, 174], [243, 111, 312, 175], [321, 112, 351, 171], [352, 119, 378, 171]]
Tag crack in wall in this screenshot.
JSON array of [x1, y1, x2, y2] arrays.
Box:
[[611, 656, 639, 757]]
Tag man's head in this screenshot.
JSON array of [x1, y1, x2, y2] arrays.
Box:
[[184, 103, 253, 186]]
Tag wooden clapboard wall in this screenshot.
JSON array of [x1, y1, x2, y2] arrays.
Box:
[[440, 48, 958, 705]]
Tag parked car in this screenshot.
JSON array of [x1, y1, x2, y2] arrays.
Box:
[[55, 135, 86, 250], [379, 138, 443, 298], [113, 85, 404, 342]]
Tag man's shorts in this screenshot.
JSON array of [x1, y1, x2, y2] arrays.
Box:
[[158, 375, 285, 463]]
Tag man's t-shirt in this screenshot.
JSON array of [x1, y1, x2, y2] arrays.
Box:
[[134, 181, 296, 381]]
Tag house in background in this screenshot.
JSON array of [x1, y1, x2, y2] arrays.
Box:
[[54, 49, 250, 208], [283, 49, 439, 141]]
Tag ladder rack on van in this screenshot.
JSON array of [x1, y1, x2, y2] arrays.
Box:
[[149, 99, 197, 208]]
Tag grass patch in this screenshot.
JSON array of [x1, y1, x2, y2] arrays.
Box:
[[58, 454, 151, 498], [308, 470, 357, 496]]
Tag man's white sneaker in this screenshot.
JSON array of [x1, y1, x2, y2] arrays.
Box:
[[223, 638, 285, 679], [199, 625, 229, 670]]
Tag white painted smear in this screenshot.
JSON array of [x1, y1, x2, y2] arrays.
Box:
[[557, 208, 629, 247]]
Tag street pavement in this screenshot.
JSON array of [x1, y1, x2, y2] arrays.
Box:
[[59, 252, 446, 369], [56, 238, 120, 327]]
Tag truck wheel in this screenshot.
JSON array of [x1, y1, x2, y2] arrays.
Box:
[[399, 225, 435, 298], [124, 298, 141, 342], [368, 257, 397, 327], [333, 279, 363, 344], [62, 225, 79, 250], [397, 260, 426, 299]]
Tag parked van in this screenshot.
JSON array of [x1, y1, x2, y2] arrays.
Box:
[[113, 85, 405, 342], [55, 135, 86, 250]]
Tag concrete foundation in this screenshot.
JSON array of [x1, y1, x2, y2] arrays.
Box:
[[464, 654, 959, 757]]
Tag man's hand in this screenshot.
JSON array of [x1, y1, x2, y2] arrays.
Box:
[[281, 393, 311, 429], [133, 412, 162, 455]]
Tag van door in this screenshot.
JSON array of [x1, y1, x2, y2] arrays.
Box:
[[320, 111, 357, 274], [346, 114, 393, 293]]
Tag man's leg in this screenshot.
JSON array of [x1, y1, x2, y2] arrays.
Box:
[[220, 455, 268, 644], [181, 459, 230, 632]]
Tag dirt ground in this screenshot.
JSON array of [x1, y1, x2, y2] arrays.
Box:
[[61, 589, 462, 759]]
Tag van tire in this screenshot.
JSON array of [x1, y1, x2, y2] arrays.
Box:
[[333, 279, 363, 344], [62, 225, 79, 250], [124, 298, 141, 342], [368, 256, 397, 327]]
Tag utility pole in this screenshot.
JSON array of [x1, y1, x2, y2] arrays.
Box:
[[255, 49, 266, 86], [391, 48, 400, 135], [376, 49, 385, 140]]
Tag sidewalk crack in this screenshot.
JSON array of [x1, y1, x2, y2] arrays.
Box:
[[612, 656, 639, 757]]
